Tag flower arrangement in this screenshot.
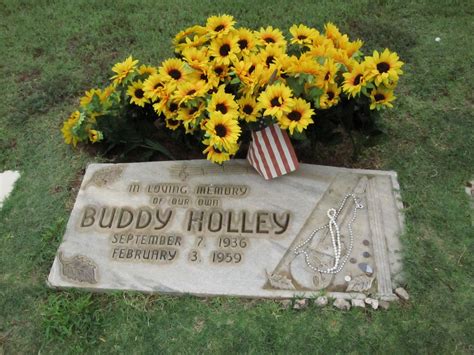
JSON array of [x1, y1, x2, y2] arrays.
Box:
[[62, 14, 403, 164]]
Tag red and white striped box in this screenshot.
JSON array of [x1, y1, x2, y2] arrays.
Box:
[[246, 124, 299, 180]]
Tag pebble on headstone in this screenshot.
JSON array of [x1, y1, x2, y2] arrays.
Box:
[[315, 296, 328, 307], [395, 287, 410, 301], [293, 299, 309, 310], [365, 298, 379, 310], [333, 298, 351, 311], [351, 299, 366, 308]]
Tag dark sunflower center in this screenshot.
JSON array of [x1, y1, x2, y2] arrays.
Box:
[[243, 104, 253, 115], [264, 37, 275, 43], [215, 123, 227, 137], [215, 24, 225, 32], [265, 55, 275, 66], [327, 91, 335, 100], [214, 67, 224, 75], [354, 74, 363, 86], [169, 69, 182, 80], [238, 39, 248, 50], [270, 97, 281, 107], [216, 103, 228, 114], [169, 103, 178, 112], [219, 44, 231, 57], [374, 93, 385, 102], [248, 64, 255, 74], [135, 88, 144, 99], [297, 35, 307, 40], [187, 89, 196, 96], [189, 107, 198, 114], [324, 72, 330, 81], [288, 111, 302, 121], [169, 119, 179, 126], [200, 73, 207, 80], [376, 62, 390, 73]]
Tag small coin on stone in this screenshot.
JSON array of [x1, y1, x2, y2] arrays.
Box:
[[363, 251, 371, 258], [350, 258, 357, 264], [344, 275, 352, 282], [363, 240, 370, 246]]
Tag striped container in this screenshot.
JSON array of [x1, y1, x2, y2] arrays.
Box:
[[246, 124, 299, 180]]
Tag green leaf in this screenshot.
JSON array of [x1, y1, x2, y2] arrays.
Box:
[[230, 77, 241, 85], [286, 76, 304, 97], [143, 139, 175, 159], [290, 129, 307, 141]]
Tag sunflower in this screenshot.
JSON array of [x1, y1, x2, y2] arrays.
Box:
[[342, 62, 367, 98], [285, 53, 320, 77], [87, 129, 103, 143], [110, 56, 138, 86], [61, 111, 82, 146], [165, 117, 181, 131], [178, 101, 206, 131], [257, 83, 295, 119], [364, 49, 404, 86], [233, 55, 265, 95], [162, 99, 180, 119], [173, 25, 207, 53], [173, 80, 208, 104], [206, 14, 235, 37], [324, 22, 342, 42], [238, 95, 260, 123], [316, 58, 339, 88], [208, 61, 230, 85], [209, 34, 240, 65], [234, 28, 257, 55], [320, 83, 341, 109], [338, 38, 363, 58], [143, 73, 165, 101], [127, 81, 149, 107], [289, 24, 319, 46], [158, 58, 188, 85], [202, 139, 236, 164], [258, 43, 286, 69], [79, 88, 101, 108], [256, 26, 286, 48], [369, 87, 396, 110], [278, 98, 314, 135], [79, 87, 115, 108], [138, 65, 157, 77], [182, 47, 209, 71], [207, 86, 239, 120], [205, 111, 241, 151]]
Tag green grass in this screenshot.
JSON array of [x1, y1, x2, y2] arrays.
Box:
[[1, 0, 474, 353]]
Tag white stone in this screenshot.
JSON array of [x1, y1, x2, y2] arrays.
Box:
[[395, 287, 410, 301], [333, 298, 351, 310], [315, 296, 328, 307], [435, 37, 441, 42], [47, 160, 404, 299], [293, 299, 308, 310], [365, 297, 379, 310], [0, 170, 20, 208], [351, 299, 366, 308], [379, 300, 390, 310]]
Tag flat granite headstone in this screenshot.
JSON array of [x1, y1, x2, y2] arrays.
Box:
[[48, 160, 405, 301]]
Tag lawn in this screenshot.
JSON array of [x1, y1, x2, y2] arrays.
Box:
[[1, 0, 473, 353]]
